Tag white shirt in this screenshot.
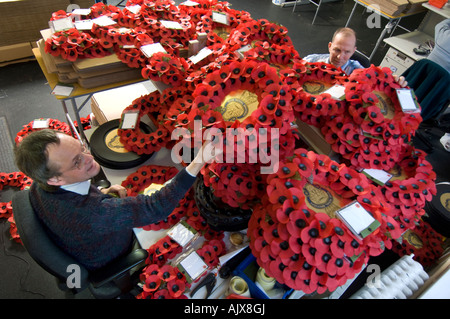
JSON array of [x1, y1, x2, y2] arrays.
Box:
[[61, 180, 91, 195]]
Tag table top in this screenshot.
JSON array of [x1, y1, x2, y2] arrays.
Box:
[[423, 2, 450, 18]]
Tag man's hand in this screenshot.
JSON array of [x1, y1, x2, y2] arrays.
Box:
[[185, 140, 223, 176], [100, 185, 128, 198], [393, 75, 408, 88]]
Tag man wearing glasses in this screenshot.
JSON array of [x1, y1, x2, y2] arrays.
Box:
[[14, 129, 214, 271]]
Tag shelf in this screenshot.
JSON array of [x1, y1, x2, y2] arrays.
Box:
[[423, 2, 450, 19]]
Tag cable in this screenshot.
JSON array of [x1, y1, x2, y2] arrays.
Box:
[[0, 220, 46, 298]]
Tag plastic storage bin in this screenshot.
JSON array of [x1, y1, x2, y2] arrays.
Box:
[[232, 253, 293, 299]]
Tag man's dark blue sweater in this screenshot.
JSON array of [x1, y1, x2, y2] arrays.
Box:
[[29, 168, 196, 271]]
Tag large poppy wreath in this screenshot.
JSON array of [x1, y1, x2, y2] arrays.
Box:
[[184, 59, 297, 208], [380, 144, 436, 230], [117, 87, 188, 155], [320, 66, 422, 172], [247, 148, 403, 294], [345, 65, 422, 144], [291, 62, 349, 128]]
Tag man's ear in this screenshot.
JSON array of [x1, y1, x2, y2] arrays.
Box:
[[47, 176, 64, 186]]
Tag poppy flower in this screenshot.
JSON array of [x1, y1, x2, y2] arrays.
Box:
[[144, 275, 161, 293]]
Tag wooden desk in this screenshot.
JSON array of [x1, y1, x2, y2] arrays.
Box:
[[381, 2, 448, 74]]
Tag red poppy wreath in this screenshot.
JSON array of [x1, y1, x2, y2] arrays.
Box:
[[391, 219, 444, 267], [380, 144, 436, 230], [291, 62, 348, 127], [0, 172, 33, 244], [15, 119, 72, 145], [117, 90, 173, 155], [345, 65, 422, 142], [247, 148, 402, 294], [186, 59, 298, 208], [138, 235, 226, 299]]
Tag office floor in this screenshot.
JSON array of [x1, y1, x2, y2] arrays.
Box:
[[0, 0, 448, 299]]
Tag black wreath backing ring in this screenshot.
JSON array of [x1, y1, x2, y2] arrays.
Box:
[[423, 182, 450, 237], [89, 119, 154, 169], [193, 176, 252, 232]]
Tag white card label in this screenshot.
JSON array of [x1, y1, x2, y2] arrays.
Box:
[[160, 20, 183, 30], [396, 89, 419, 112], [179, 251, 208, 282], [75, 19, 93, 31], [324, 84, 346, 100], [51, 85, 74, 97], [362, 168, 392, 185], [92, 15, 117, 27], [71, 8, 91, 15], [168, 222, 196, 247], [140, 43, 167, 58], [336, 201, 377, 236], [212, 11, 229, 25], [125, 5, 141, 14], [180, 0, 200, 6], [189, 47, 213, 64], [120, 111, 139, 129], [32, 119, 50, 129], [51, 17, 74, 32]]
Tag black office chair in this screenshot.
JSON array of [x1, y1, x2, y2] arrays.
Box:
[[402, 59, 450, 122], [350, 51, 371, 68], [12, 189, 148, 299]]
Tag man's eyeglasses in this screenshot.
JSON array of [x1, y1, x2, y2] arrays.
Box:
[[62, 144, 90, 172]]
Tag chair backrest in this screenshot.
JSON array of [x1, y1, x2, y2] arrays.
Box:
[[402, 59, 450, 121], [350, 51, 371, 68], [12, 189, 90, 293]]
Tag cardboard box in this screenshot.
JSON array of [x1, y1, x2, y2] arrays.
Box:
[[295, 119, 333, 156], [0, 0, 93, 46], [37, 35, 143, 89], [365, 0, 409, 16], [404, 0, 428, 14], [0, 42, 34, 64], [91, 81, 158, 125]]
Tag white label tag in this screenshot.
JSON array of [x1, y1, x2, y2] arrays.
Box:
[[168, 222, 196, 247], [179, 251, 208, 282], [51, 85, 74, 97], [125, 5, 141, 14], [32, 119, 50, 129], [92, 15, 117, 27], [336, 201, 376, 235], [51, 17, 74, 32], [180, 0, 200, 6], [324, 84, 346, 100], [189, 47, 213, 64], [120, 111, 139, 129], [71, 8, 91, 15], [212, 11, 229, 25], [140, 43, 167, 58], [396, 89, 420, 112], [362, 168, 392, 185], [160, 20, 183, 30], [74, 19, 93, 31]]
